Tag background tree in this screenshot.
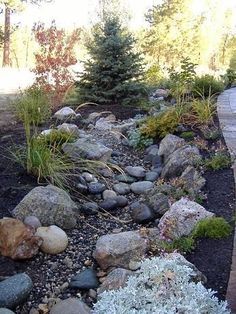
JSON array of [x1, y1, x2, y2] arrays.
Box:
[[77, 16, 146, 106], [0, 0, 51, 67]]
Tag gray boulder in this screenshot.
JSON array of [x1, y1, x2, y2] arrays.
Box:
[[0, 274, 33, 309], [161, 145, 201, 179], [146, 192, 170, 217], [158, 134, 185, 161], [113, 183, 130, 195], [93, 230, 149, 270], [180, 166, 206, 193], [158, 198, 214, 240], [0, 309, 15, 314], [62, 138, 112, 162], [130, 202, 154, 224], [69, 269, 99, 290], [50, 298, 91, 314], [13, 185, 77, 229], [57, 123, 80, 137], [54, 107, 78, 121]]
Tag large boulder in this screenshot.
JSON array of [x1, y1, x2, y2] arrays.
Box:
[[93, 230, 149, 270], [161, 145, 201, 179], [62, 138, 112, 162], [54, 107, 77, 121], [0, 218, 42, 260], [158, 134, 185, 162], [12, 185, 77, 230], [158, 198, 214, 240], [180, 166, 206, 193], [57, 123, 80, 137], [0, 274, 33, 309], [35, 225, 68, 254]]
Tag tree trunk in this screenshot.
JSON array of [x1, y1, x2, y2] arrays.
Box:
[[2, 5, 11, 67]]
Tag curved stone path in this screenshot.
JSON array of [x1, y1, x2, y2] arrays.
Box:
[[218, 88, 236, 313]]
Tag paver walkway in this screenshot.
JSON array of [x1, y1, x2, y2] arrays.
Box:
[[218, 88, 236, 313]]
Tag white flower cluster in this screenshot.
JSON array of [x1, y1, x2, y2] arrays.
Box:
[[93, 255, 230, 314]]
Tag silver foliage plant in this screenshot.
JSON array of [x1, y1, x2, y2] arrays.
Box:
[[93, 256, 230, 314]]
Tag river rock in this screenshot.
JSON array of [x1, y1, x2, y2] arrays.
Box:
[[12, 185, 77, 230], [99, 199, 118, 211], [102, 190, 117, 200], [35, 225, 68, 254], [115, 174, 136, 183], [161, 145, 201, 179], [115, 196, 128, 208], [93, 230, 149, 270], [50, 298, 91, 314], [69, 269, 99, 290], [98, 268, 133, 294], [88, 182, 106, 194], [145, 171, 159, 182], [0, 218, 42, 260], [158, 134, 185, 161], [125, 166, 146, 178], [113, 183, 130, 195], [130, 202, 154, 224], [130, 181, 154, 194], [0, 273, 33, 309], [62, 138, 112, 162], [80, 202, 98, 215], [158, 198, 214, 240]]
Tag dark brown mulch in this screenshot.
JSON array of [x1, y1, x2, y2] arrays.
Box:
[[186, 168, 235, 300]]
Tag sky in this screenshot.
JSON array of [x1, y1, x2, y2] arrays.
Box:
[[12, 0, 159, 29]]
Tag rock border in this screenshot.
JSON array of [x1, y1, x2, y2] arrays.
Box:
[[218, 88, 236, 313]]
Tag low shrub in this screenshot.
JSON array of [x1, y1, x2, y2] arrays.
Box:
[[94, 256, 230, 314], [204, 152, 231, 170], [141, 107, 181, 139], [180, 131, 195, 140], [13, 86, 51, 125], [192, 217, 232, 239], [127, 128, 153, 149], [201, 126, 221, 140], [158, 236, 195, 254], [193, 75, 224, 97]]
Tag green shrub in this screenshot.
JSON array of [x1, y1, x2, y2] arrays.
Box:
[[180, 131, 195, 140], [193, 75, 224, 97], [13, 86, 51, 125], [141, 107, 180, 139], [204, 152, 231, 170], [159, 236, 195, 253], [222, 68, 236, 87], [201, 126, 221, 140], [192, 217, 232, 239]]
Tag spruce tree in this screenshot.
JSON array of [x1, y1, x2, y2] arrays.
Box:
[[77, 17, 147, 106]]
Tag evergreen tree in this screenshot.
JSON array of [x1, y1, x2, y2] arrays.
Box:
[[77, 17, 146, 106]]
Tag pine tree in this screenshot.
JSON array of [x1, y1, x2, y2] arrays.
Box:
[[77, 17, 147, 106]]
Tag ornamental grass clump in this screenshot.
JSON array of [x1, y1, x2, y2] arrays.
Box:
[[94, 256, 230, 314]]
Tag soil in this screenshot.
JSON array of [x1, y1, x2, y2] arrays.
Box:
[[0, 104, 235, 312]]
